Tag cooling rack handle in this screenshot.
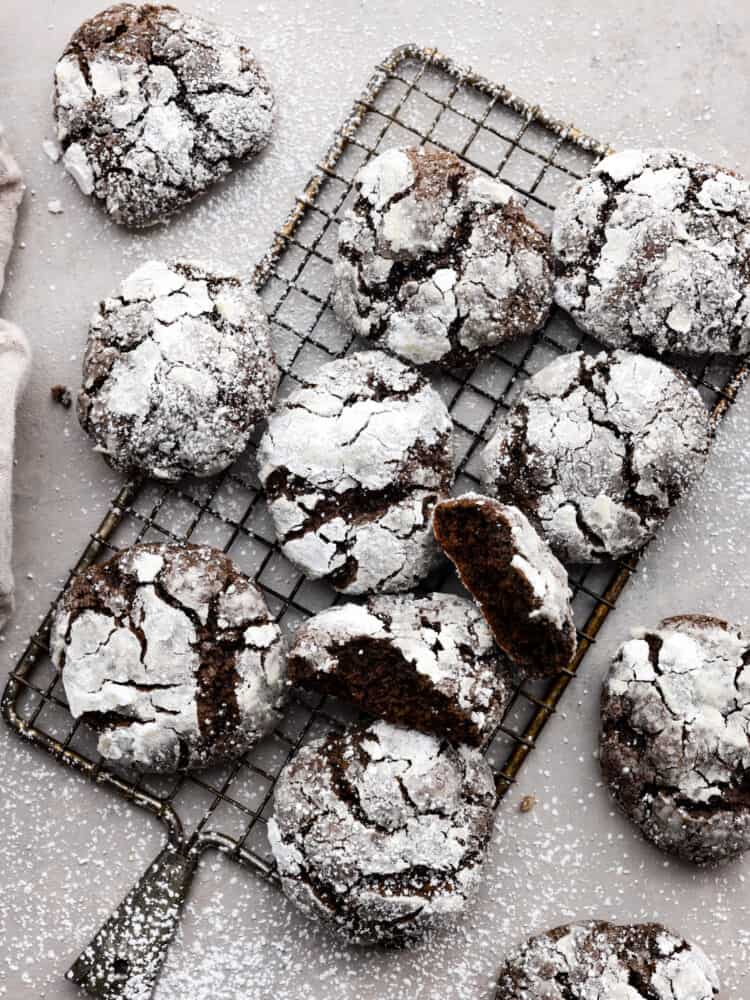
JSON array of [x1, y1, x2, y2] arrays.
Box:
[[66, 844, 198, 1000]]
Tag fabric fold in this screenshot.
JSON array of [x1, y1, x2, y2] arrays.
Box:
[[0, 127, 24, 296], [0, 321, 30, 630], [0, 126, 28, 631]]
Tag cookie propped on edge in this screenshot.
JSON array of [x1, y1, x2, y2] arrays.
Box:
[[433, 493, 576, 676]]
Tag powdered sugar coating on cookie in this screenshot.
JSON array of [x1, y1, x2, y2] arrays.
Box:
[[288, 593, 512, 747], [553, 147, 750, 355], [481, 349, 711, 563], [268, 719, 496, 945], [601, 614, 750, 865], [50, 543, 287, 772], [78, 259, 278, 481], [54, 3, 274, 227], [333, 146, 553, 368], [497, 920, 720, 999], [258, 350, 454, 594]]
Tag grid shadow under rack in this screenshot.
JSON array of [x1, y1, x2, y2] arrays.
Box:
[[3, 43, 747, 885]]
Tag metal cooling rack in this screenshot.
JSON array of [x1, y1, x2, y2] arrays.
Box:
[[3, 43, 747, 1000]]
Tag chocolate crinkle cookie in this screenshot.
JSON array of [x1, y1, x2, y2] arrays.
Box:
[[50, 543, 288, 772], [78, 259, 278, 481], [288, 593, 512, 748], [601, 614, 750, 865], [258, 350, 454, 595], [332, 146, 553, 368], [553, 147, 750, 355], [53, 3, 274, 227], [481, 349, 711, 563], [496, 920, 720, 999], [433, 494, 576, 676], [268, 719, 496, 946]]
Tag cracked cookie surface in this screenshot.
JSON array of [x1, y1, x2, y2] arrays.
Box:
[[600, 614, 750, 865], [258, 350, 454, 594], [481, 349, 711, 563], [332, 146, 553, 368], [78, 259, 279, 481], [553, 147, 750, 355], [50, 542, 288, 772], [54, 3, 274, 227], [267, 719, 496, 945], [288, 593, 512, 747], [496, 920, 719, 999], [433, 494, 576, 676]]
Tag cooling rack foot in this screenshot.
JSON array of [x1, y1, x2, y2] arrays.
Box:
[[66, 844, 198, 1000]]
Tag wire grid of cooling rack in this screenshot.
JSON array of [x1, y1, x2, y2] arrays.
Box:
[[3, 43, 748, 886]]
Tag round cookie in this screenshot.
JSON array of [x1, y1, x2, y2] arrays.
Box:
[[267, 719, 496, 945], [333, 146, 553, 368], [50, 543, 288, 772], [553, 147, 750, 355], [288, 593, 513, 747], [600, 614, 750, 865], [481, 349, 711, 563], [78, 259, 278, 481], [53, 3, 274, 227], [258, 350, 454, 594], [433, 494, 576, 676], [496, 920, 719, 999]]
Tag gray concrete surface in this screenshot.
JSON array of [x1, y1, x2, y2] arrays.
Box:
[[2, 1, 750, 997]]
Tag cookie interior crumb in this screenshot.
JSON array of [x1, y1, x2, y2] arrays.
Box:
[[433, 495, 575, 675]]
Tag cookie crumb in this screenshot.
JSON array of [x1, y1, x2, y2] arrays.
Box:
[[50, 384, 72, 408], [519, 794, 537, 813]]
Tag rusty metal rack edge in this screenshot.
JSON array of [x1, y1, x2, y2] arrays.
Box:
[[4, 35, 749, 871], [2, 40, 748, 999]]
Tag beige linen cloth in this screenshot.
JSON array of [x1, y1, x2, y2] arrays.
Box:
[[0, 127, 30, 631]]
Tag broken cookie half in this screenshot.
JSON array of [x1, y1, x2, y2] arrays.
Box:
[[288, 593, 513, 748], [433, 493, 576, 677]]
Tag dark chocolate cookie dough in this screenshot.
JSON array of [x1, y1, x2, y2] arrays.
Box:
[[78, 259, 278, 481], [496, 920, 719, 999], [288, 593, 512, 747], [433, 494, 576, 676], [553, 147, 750, 355], [333, 146, 553, 368], [481, 349, 711, 563], [54, 3, 274, 227], [268, 719, 496, 945], [50, 543, 287, 772], [258, 350, 454, 595], [600, 614, 750, 865]]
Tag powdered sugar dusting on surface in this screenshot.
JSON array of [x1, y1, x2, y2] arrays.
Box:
[[4, 0, 750, 996]]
